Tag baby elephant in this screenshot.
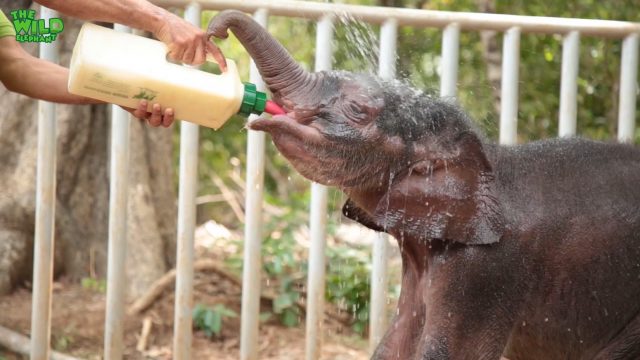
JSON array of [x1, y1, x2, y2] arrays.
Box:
[[208, 10, 640, 360]]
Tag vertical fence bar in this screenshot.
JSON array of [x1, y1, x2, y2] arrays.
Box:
[[369, 18, 397, 355], [617, 33, 639, 143], [172, 3, 201, 360], [559, 31, 580, 137], [30, 6, 59, 360], [305, 14, 334, 360], [241, 9, 268, 360], [440, 23, 460, 99], [103, 25, 132, 360], [499, 27, 521, 145]]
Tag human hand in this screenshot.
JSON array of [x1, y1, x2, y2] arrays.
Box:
[[123, 100, 175, 128], [153, 12, 226, 70]]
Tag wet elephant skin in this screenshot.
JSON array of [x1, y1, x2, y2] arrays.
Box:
[[207, 10, 640, 360]]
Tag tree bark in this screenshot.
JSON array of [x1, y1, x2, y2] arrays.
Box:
[[0, 6, 176, 298]]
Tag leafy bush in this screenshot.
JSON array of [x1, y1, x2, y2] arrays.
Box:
[[192, 304, 238, 338], [326, 245, 372, 334], [81, 277, 106, 293]]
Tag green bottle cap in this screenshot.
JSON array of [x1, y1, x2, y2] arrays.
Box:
[[239, 82, 267, 116]]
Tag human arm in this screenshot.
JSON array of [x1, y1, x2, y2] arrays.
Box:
[[0, 37, 174, 127], [0, 36, 92, 104], [34, 0, 224, 67]]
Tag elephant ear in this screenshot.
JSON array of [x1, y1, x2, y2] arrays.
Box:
[[342, 198, 384, 232], [386, 132, 505, 245]]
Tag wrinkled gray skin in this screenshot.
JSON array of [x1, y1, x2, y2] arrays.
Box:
[[208, 10, 640, 360]]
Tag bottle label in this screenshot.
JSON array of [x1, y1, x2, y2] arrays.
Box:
[[83, 72, 138, 100]]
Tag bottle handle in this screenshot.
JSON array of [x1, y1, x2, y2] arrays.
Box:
[[205, 42, 228, 72], [160, 42, 227, 71], [205, 53, 228, 72]]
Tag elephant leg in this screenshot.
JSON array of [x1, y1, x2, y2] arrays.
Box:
[[418, 322, 510, 360], [593, 311, 640, 360], [414, 287, 516, 360], [417, 256, 524, 359]]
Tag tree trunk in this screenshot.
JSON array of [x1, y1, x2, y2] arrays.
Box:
[[0, 6, 176, 299]]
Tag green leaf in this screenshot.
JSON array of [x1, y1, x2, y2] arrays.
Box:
[[215, 304, 237, 318], [353, 321, 366, 335], [281, 308, 299, 327], [192, 304, 206, 320], [211, 312, 223, 336], [259, 312, 273, 323], [272, 257, 283, 275], [273, 293, 294, 314]]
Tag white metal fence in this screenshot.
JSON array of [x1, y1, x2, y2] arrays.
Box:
[[29, 0, 639, 359]]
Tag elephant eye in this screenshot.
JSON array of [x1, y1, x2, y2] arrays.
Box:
[[344, 101, 368, 124]]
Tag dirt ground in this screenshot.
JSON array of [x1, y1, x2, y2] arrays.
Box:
[[0, 274, 369, 360], [0, 221, 377, 360]]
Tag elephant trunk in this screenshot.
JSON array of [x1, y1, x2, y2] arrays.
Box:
[[207, 10, 315, 102]]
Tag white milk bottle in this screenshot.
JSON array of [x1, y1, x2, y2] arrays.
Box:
[[68, 23, 283, 129]]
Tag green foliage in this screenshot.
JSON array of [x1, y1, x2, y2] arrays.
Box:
[[272, 281, 302, 327], [81, 277, 106, 293], [225, 196, 309, 327], [192, 303, 238, 338], [326, 245, 372, 334], [53, 334, 73, 352]]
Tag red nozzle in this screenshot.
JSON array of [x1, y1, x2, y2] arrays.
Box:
[[265, 100, 286, 115]]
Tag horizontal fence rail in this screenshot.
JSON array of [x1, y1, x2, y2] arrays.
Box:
[[152, 0, 640, 38], [28, 1, 639, 360]]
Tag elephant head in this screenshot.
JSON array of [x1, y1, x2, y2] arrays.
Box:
[[207, 10, 505, 246]]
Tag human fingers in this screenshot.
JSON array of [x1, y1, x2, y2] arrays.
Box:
[[162, 108, 175, 127], [181, 41, 197, 64], [206, 41, 227, 72], [148, 103, 163, 127], [133, 100, 149, 119], [192, 41, 206, 66]]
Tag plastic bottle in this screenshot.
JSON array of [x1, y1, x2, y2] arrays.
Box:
[[68, 23, 283, 129]]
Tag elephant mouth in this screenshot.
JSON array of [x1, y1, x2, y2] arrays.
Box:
[[248, 113, 323, 144]]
